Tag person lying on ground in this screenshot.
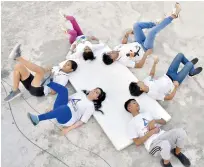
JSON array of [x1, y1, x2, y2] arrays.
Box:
[[102, 2, 182, 69], [28, 80, 106, 135], [129, 54, 202, 101], [125, 99, 191, 167], [59, 13, 105, 61], [4, 44, 78, 102]]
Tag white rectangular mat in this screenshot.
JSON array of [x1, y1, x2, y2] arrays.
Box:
[[61, 45, 171, 151]]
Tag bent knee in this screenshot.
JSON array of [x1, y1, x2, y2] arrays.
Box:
[[14, 63, 25, 70]]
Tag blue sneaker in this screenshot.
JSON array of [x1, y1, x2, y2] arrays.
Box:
[[27, 113, 39, 126]]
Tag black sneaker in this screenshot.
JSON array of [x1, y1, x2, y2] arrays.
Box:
[[189, 67, 202, 76], [160, 159, 173, 167], [171, 149, 191, 167], [191, 58, 198, 65]]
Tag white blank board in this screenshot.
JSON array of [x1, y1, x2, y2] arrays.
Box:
[[62, 45, 171, 151]]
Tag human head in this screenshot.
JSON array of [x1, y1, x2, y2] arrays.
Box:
[[129, 81, 148, 96], [62, 60, 78, 73], [124, 99, 140, 113], [84, 88, 106, 114], [83, 51, 95, 61], [102, 51, 119, 65]]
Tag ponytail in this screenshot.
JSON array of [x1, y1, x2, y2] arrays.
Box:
[[82, 88, 106, 114]]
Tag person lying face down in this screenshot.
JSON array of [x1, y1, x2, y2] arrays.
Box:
[[124, 99, 191, 167], [4, 43, 78, 102], [129, 54, 202, 101], [103, 2, 183, 69], [28, 81, 106, 135], [59, 13, 105, 61]]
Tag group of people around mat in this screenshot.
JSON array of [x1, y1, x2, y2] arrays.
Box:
[[5, 3, 202, 167]]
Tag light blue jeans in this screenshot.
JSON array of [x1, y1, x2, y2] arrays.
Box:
[[133, 16, 173, 51], [166, 53, 195, 84]]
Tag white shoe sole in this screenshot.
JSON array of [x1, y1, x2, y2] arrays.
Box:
[[9, 43, 20, 59], [5, 92, 22, 102]]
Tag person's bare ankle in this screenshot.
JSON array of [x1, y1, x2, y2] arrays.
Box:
[[164, 160, 170, 164]]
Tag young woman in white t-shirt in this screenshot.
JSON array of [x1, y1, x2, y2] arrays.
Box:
[[59, 13, 104, 61], [28, 81, 106, 134]]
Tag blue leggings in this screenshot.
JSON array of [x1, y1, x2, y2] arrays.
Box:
[[38, 82, 72, 124], [133, 16, 173, 51]]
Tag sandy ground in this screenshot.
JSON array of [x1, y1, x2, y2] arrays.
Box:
[[1, 1, 204, 167]]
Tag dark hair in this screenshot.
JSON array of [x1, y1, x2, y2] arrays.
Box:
[[83, 51, 96, 61], [124, 99, 136, 112], [129, 82, 144, 96], [102, 53, 113, 65], [69, 60, 78, 71], [83, 88, 106, 114]]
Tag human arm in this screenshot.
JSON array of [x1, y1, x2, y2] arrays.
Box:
[[164, 81, 179, 100], [122, 29, 133, 44], [149, 56, 159, 77], [133, 127, 160, 146], [148, 119, 166, 130], [135, 49, 153, 68], [61, 121, 84, 135]]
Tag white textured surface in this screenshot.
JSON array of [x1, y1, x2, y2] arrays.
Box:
[[67, 45, 171, 150]]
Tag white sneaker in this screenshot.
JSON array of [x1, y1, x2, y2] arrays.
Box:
[[172, 2, 182, 18], [9, 43, 21, 60]]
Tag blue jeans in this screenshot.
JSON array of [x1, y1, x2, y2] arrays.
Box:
[[166, 53, 195, 84], [38, 82, 72, 124], [133, 16, 173, 51]]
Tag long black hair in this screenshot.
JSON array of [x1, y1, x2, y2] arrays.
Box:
[[83, 88, 106, 114]]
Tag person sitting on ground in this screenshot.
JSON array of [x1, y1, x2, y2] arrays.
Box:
[[102, 2, 182, 68], [59, 12, 104, 61], [4, 44, 78, 102], [124, 99, 191, 167], [129, 54, 202, 100], [28, 81, 106, 135]]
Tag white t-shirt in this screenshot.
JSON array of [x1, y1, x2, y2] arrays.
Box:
[[127, 112, 165, 151], [114, 42, 144, 68], [143, 75, 174, 101], [61, 91, 95, 126], [43, 66, 69, 96], [66, 35, 105, 60]]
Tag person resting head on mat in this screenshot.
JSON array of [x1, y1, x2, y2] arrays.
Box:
[[129, 54, 202, 101], [4, 43, 78, 102], [28, 79, 106, 135], [124, 99, 191, 167], [102, 2, 182, 69], [59, 12, 105, 61]]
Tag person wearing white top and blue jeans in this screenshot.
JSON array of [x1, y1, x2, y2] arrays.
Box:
[[124, 99, 191, 167], [103, 3, 182, 68], [129, 53, 202, 101]]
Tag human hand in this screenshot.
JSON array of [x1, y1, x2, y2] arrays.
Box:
[[148, 120, 156, 130], [151, 127, 160, 134], [173, 81, 179, 88], [126, 29, 133, 35]]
